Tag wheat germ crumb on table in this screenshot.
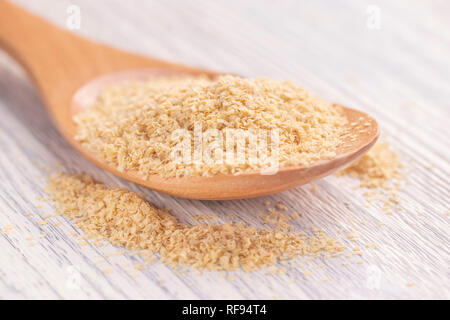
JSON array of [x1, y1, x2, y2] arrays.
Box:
[[45, 172, 346, 272], [336, 141, 404, 212]]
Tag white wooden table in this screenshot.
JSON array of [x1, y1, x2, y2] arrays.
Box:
[[0, 0, 448, 299]]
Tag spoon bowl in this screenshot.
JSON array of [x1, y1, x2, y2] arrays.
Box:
[[71, 69, 378, 199], [0, 1, 379, 199]]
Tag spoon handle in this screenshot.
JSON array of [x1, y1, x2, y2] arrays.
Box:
[[0, 1, 85, 88], [0, 1, 170, 96]]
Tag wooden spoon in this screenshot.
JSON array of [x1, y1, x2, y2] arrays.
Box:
[[0, 1, 379, 200]]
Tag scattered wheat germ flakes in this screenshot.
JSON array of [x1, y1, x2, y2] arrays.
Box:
[[275, 202, 288, 211], [134, 263, 146, 271], [336, 142, 402, 187], [365, 242, 377, 249], [258, 206, 296, 231], [45, 172, 346, 272], [336, 141, 404, 213], [2, 224, 15, 235]]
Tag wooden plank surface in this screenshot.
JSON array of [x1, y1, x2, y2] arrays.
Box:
[[0, 0, 448, 299]]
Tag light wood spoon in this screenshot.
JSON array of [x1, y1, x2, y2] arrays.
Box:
[[0, 1, 379, 200]]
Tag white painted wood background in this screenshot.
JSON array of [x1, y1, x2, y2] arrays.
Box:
[[0, 0, 449, 300]]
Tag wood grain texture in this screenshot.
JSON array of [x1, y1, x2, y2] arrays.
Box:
[[0, 0, 449, 299]]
